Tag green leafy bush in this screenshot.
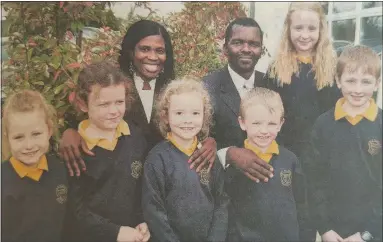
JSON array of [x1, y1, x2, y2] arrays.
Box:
[[1, 2, 268, 156]]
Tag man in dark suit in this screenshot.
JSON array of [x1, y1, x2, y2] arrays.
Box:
[[203, 18, 274, 182]]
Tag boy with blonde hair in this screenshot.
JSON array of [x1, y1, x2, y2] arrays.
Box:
[[225, 87, 306, 241], [305, 45, 382, 242]]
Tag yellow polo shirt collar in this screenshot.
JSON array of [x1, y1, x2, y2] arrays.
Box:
[[78, 119, 130, 151], [334, 98, 378, 125], [10, 155, 48, 182], [167, 133, 198, 157], [244, 139, 279, 163], [296, 55, 312, 64]]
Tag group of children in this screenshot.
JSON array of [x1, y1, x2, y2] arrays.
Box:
[[2, 44, 381, 242], [2, 3, 382, 242]]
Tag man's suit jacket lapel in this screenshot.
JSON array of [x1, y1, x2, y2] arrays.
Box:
[[219, 67, 266, 117], [220, 67, 241, 117]]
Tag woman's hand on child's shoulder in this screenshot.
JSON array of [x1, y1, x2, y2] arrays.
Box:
[[188, 137, 217, 173], [58, 128, 94, 177], [117, 226, 144, 242]]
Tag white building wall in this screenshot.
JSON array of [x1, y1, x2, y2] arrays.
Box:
[[252, 2, 290, 73]]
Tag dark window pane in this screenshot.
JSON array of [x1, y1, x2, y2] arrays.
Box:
[[363, 2, 382, 9], [332, 19, 356, 42], [333, 2, 356, 13], [332, 19, 356, 56], [360, 16, 382, 54]]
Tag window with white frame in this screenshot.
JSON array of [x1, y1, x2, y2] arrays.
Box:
[[322, 2, 382, 56], [322, 2, 382, 107]]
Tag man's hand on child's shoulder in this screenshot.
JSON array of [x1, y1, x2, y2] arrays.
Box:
[[227, 147, 274, 183]]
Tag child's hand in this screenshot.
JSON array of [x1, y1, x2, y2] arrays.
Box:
[[322, 230, 344, 242], [135, 222, 150, 242], [117, 226, 143, 242], [344, 232, 363, 242]]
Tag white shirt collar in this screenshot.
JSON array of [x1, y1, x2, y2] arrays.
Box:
[[133, 73, 156, 122], [227, 64, 255, 97], [133, 73, 156, 90]]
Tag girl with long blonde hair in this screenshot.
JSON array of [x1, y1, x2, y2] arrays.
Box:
[[263, 2, 341, 241], [264, 2, 340, 160]]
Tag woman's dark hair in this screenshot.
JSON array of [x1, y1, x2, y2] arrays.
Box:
[[118, 20, 175, 82]]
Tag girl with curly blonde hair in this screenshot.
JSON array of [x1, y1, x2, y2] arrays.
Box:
[[263, 2, 341, 241], [142, 78, 229, 242]]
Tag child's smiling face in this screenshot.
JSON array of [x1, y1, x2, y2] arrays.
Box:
[[7, 110, 51, 166], [337, 66, 380, 111], [167, 92, 204, 148], [239, 104, 284, 152], [289, 9, 320, 56]]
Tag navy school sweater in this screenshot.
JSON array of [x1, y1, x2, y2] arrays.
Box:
[[225, 145, 306, 242], [1, 154, 68, 242], [304, 107, 382, 240], [65, 123, 147, 242], [262, 63, 341, 158], [142, 140, 229, 242]]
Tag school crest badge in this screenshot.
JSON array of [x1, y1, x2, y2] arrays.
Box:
[[280, 170, 292, 187], [131, 161, 143, 179], [56, 184, 68, 204], [199, 167, 210, 185], [368, 139, 381, 156]]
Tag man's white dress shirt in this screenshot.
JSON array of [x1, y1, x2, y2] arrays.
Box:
[[216, 65, 256, 168]]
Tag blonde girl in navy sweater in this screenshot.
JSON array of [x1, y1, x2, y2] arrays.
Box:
[[265, 2, 339, 162], [262, 3, 341, 241], [2, 90, 67, 242], [142, 78, 229, 242]]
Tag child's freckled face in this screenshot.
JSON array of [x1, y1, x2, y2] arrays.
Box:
[[239, 104, 283, 151], [82, 84, 126, 131], [289, 10, 320, 55], [168, 92, 204, 146], [337, 67, 380, 109], [7, 110, 51, 166]]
